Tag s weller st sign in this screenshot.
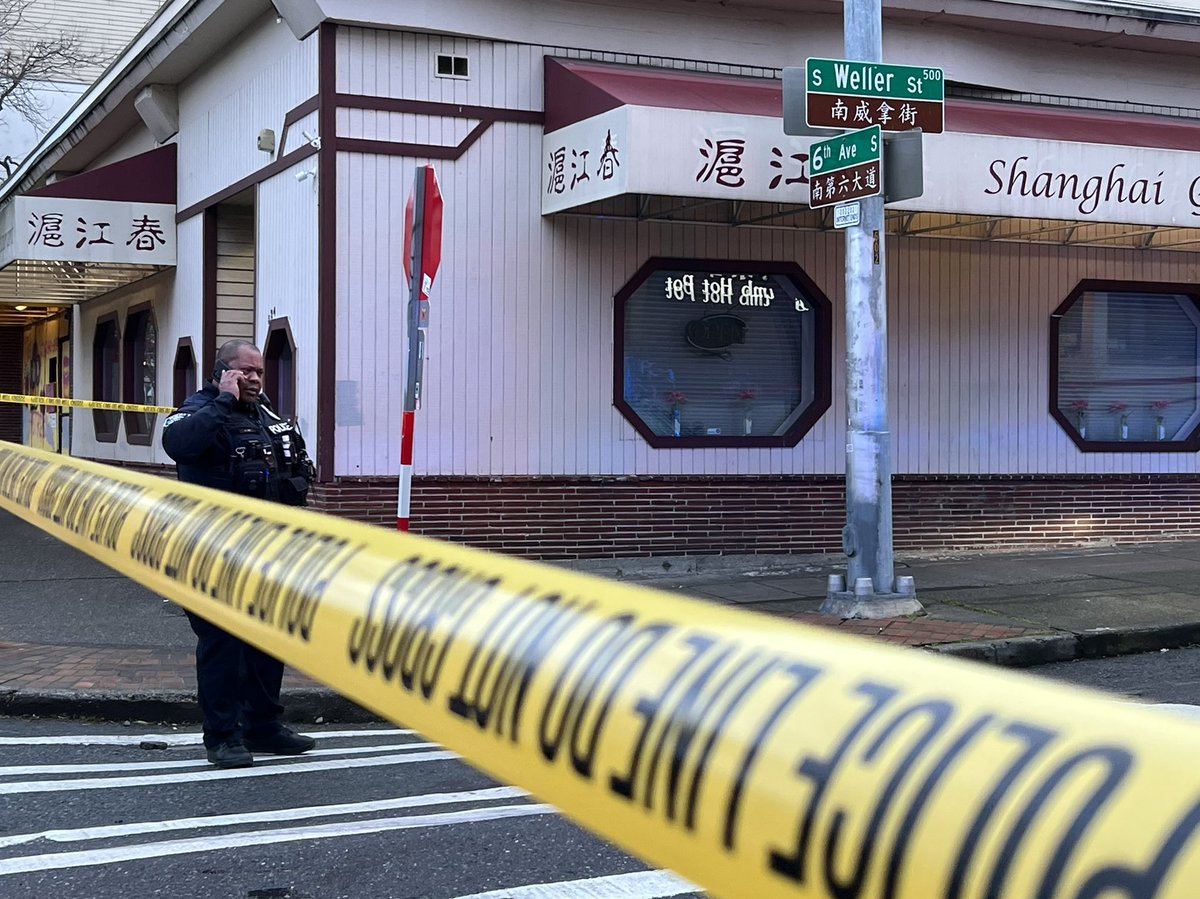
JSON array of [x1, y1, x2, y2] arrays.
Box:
[[805, 57, 944, 134]]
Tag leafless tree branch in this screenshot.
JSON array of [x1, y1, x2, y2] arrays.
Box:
[[0, 0, 107, 184]]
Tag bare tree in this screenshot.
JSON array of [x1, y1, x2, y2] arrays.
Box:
[[0, 0, 103, 183]]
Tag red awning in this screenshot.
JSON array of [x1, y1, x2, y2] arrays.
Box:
[[26, 144, 176, 204], [544, 57, 1200, 152]]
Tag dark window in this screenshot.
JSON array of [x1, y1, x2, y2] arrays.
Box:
[[264, 319, 296, 419], [123, 306, 158, 445], [173, 338, 197, 407], [1052, 280, 1200, 451], [436, 54, 469, 78], [614, 258, 832, 448], [92, 315, 120, 442]]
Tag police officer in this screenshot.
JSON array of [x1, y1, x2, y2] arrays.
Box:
[[163, 338, 317, 768]]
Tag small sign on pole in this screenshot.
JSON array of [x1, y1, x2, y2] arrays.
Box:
[[833, 202, 861, 229], [804, 57, 944, 133], [807, 125, 883, 209]]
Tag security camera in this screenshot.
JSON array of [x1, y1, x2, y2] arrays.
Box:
[[301, 129, 321, 150], [295, 169, 315, 182]]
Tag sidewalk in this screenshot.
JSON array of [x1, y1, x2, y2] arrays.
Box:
[[4, 507, 1200, 723]]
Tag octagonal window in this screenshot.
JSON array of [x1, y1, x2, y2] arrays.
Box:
[[614, 258, 832, 448], [1052, 280, 1200, 451]]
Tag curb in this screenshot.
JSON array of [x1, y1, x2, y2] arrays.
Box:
[[5, 623, 1200, 724], [0, 687, 384, 725], [928, 621, 1200, 667]]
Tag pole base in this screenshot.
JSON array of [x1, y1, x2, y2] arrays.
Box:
[[819, 573, 923, 619], [819, 591, 924, 619]]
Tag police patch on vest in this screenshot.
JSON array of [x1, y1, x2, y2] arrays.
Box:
[[267, 422, 293, 435], [163, 413, 189, 429]]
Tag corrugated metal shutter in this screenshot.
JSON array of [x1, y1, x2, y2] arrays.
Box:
[[214, 205, 256, 348], [0, 327, 23, 443]]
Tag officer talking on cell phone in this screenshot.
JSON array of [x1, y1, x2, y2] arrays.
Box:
[[162, 338, 318, 769]]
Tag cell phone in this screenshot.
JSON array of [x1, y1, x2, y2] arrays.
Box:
[[213, 359, 231, 382]]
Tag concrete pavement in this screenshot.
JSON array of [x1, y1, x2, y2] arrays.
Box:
[[4, 507, 1200, 723]]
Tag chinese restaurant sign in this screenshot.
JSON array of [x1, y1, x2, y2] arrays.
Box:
[[544, 106, 1200, 229], [12, 196, 176, 266], [542, 106, 816, 214], [889, 132, 1200, 228]]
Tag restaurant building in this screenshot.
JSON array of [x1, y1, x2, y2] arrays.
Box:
[[3, 0, 1200, 559]]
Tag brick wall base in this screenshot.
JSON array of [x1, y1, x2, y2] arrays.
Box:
[[307, 474, 1200, 561]]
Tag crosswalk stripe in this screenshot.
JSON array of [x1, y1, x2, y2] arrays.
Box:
[[0, 749, 457, 795], [449, 870, 702, 898], [0, 741, 439, 776], [0, 728, 413, 747], [0, 804, 555, 876], [0, 786, 529, 850]]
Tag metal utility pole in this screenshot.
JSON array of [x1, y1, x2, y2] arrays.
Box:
[[820, 0, 922, 617]]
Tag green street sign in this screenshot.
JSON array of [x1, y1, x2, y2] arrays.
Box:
[[808, 125, 882, 209], [805, 57, 944, 133]]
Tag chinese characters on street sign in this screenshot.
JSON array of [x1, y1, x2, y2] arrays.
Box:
[[805, 58, 944, 134], [808, 125, 882, 209]]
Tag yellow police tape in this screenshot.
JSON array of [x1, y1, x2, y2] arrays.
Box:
[[0, 439, 1198, 898], [0, 392, 175, 414]]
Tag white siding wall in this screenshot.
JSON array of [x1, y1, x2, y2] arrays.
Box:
[[176, 15, 318, 211], [257, 163, 320, 443], [73, 214, 203, 464], [335, 28, 1200, 480]]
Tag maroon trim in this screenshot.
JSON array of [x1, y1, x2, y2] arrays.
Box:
[[544, 57, 1200, 150], [176, 144, 316, 222], [1049, 278, 1200, 454], [316, 22, 337, 483], [122, 302, 157, 446], [201, 208, 217, 370], [29, 145, 177, 204], [92, 312, 120, 442], [172, 337, 196, 407], [277, 95, 320, 161], [332, 97, 540, 160], [264, 316, 297, 419], [335, 94, 543, 124], [612, 257, 832, 450], [337, 123, 489, 160]]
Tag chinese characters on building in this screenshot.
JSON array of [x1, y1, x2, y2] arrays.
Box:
[[547, 129, 622, 195], [28, 211, 167, 252], [546, 129, 810, 199]]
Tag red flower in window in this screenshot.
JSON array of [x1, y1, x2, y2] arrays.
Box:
[[738, 389, 756, 401], [665, 390, 689, 405]]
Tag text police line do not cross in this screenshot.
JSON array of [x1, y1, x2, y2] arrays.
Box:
[[0, 440, 1199, 899]]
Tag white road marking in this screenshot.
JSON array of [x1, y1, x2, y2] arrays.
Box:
[[0, 803, 555, 876], [0, 749, 457, 795], [0, 728, 413, 747], [0, 741, 439, 776], [0, 786, 529, 849], [449, 870, 702, 898]]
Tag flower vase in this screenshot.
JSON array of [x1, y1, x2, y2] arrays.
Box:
[[743, 412, 753, 436], [1157, 417, 1166, 441], [672, 406, 681, 437], [1120, 415, 1129, 440], [1077, 415, 1086, 439]]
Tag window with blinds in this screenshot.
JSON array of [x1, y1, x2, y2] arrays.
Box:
[[1054, 282, 1200, 450], [615, 260, 832, 449]]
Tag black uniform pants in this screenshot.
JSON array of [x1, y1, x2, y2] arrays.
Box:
[[186, 611, 285, 747]]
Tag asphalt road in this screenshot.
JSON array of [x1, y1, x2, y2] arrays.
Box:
[[1025, 644, 1200, 705], [0, 719, 702, 899]]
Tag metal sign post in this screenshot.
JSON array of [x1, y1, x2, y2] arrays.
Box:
[[820, 0, 923, 617], [397, 165, 443, 532]]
